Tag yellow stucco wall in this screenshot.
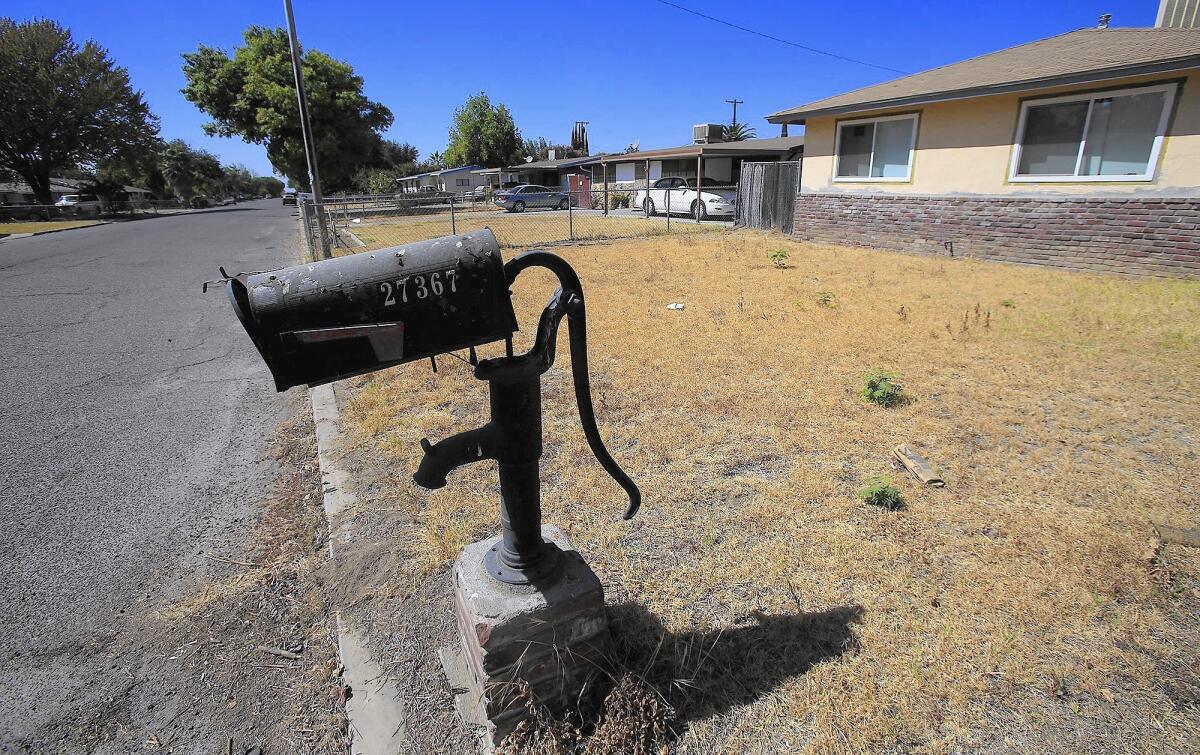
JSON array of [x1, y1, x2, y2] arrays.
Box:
[[800, 70, 1200, 196]]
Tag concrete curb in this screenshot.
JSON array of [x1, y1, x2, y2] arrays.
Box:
[[309, 383, 407, 754]]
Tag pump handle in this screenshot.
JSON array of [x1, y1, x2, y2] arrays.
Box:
[[502, 252, 641, 520]]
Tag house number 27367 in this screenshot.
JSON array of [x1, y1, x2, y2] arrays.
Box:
[[380, 269, 457, 306]]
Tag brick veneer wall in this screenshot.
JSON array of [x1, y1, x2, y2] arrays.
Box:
[[792, 193, 1200, 277]]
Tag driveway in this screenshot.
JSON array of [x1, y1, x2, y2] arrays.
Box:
[[0, 200, 303, 749]]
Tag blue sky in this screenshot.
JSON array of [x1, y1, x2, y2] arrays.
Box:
[[7, 0, 1161, 177]]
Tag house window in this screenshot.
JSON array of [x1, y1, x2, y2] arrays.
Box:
[[455, 178, 469, 186], [834, 113, 918, 181], [1010, 83, 1176, 182]]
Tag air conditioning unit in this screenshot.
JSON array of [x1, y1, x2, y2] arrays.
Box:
[[693, 123, 725, 144]]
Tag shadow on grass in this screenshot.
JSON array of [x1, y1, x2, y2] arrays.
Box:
[[607, 601, 864, 726]]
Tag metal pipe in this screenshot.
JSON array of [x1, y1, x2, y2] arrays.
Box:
[[602, 162, 609, 217], [283, 0, 331, 259]]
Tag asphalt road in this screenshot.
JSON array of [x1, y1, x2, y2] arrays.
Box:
[[0, 200, 301, 749]]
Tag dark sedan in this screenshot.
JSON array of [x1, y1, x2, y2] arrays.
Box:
[[494, 184, 572, 213]]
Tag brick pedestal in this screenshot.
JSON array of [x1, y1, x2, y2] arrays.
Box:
[[440, 525, 609, 748]]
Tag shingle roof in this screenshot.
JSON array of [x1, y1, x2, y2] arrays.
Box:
[[768, 27, 1200, 123]]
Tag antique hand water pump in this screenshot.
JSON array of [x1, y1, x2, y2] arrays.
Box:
[[412, 249, 639, 583], [222, 229, 639, 581], [221, 229, 640, 742]]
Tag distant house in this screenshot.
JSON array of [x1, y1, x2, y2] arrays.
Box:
[[502, 155, 597, 190], [768, 22, 1200, 276], [588, 136, 804, 190], [0, 177, 151, 205], [396, 165, 483, 194]]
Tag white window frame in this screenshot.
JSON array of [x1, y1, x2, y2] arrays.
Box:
[[1008, 83, 1177, 183], [832, 112, 919, 183]]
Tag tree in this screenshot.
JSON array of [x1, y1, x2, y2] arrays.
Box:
[[353, 168, 400, 195], [521, 137, 580, 161], [571, 122, 589, 156], [250, 176, 285, 197], [444, 93, 521, 169], [159, 139, 222, 202], [181, 26, 392, 193], [372, 139, 418, 170], [0, 18, 160, 204], [724, 122, 757, 142], [95, 139, 169, 198], [416, 151, 445, 173]]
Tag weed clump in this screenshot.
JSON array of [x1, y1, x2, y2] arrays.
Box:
[[816, 291, 836, 308], [858, 475, 905, 511], [768, 248, 790, 269], [861, 370, 904, 407]]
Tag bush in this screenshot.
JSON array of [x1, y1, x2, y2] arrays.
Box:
[[858, 475, 905, 510], [610, 191, 630, 209], [861, 370, 904, 407]]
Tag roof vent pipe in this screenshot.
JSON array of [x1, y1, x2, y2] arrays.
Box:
[[1098, 13, 1112, 28]]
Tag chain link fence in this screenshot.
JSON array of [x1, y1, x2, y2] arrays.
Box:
[[299, 181, 736, 257]]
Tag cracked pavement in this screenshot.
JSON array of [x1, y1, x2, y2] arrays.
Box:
[[0, 201, 302, 751]]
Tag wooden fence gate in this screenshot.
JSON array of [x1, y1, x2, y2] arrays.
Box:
[[735, 161, 800, 234]]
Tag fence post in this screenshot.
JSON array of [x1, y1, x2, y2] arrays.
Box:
[[665, 188, 670, 232], [603, 163, 609, 217], [568, 188, 574, 241], [451, 195, 457, 235]]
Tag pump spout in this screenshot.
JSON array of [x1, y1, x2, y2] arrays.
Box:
[[413, 424, 500, 489]]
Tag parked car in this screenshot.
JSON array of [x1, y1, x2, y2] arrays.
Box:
[[473, 185, 489, 200], [494, 185, 572, 213], [219, 197, 237, 206], [54, 193, 101, 208], [281, 189, 297, 206], [630, 177, 735, 219]]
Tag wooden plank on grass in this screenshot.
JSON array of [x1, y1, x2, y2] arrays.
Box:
[[892, 444, 945, 487]]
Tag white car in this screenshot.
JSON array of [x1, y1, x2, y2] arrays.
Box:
[[630, 177, 735, 219], [54, 193, 101, 208]]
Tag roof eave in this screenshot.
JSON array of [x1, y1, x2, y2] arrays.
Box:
[[766, 55, 1200, 124]]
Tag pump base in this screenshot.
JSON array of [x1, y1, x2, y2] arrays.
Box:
[[442, 525, 609, 748]]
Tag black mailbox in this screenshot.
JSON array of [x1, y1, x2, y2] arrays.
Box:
[[227, 229, 518, 391]]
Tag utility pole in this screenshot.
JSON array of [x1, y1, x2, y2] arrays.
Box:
[[283, 0, 331, 259], [724, 98, 744, 127]]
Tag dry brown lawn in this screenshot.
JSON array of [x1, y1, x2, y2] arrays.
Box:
[[341, 232, 1200, 752], [0, 219, 100, 234], [337, 209, 717, 252]]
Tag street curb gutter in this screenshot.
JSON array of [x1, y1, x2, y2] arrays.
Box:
[[310, 383, 407, 754]]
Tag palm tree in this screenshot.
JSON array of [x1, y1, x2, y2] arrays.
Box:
[[724, 122, 757, 142], [159, 140, 198, 202]]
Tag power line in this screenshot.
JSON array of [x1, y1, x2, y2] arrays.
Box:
[[653, 0, 910, 76]]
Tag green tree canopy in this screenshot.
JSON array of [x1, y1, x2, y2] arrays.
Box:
[[444, 93, 521, 169], [181, 26, 392, 193], [250, 176, 285, 197], [159, 139, 223, 202], [0, 18, 160, 204]]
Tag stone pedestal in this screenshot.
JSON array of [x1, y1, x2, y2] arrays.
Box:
[[440, 525, 609, 748]]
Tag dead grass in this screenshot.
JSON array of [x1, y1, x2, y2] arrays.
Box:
[[336, 209, 717, 252], [0, 220, 101, 234], [342, 232, 1200, 752]]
